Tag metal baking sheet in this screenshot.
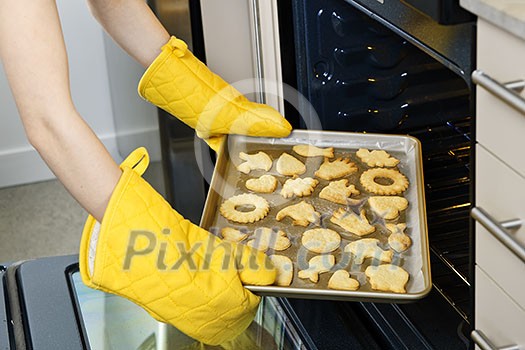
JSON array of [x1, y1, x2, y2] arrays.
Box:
[[200, 130, 431, 302]]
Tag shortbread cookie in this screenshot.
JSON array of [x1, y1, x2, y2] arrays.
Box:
[[269, 255, 294, 287], [220, 227, 248, 242], [247, 227, 291, 252], [365, 264, 409, 293], [276, 201, 321, 227], [246, 174, 278, 193], [330, 208, 375, 236], [328, 270, 360, 291], [344, 238, 393, 265], [360, 168, 409, 195], [386, 223, 412, 253], [356, 148, 400, 167], [276, 153, 306, 176], [301, 228, 341, 254], [293, 144, 334, 158], [319, 179, 360, 205], [280, 177, 319, 198], [298, 255, 335, 283], [368, 196, 409, 220], [237, 151, 272, 174], [314, 157, 358, 180], [220, 193, 270, 224], [386, 223, 407, 234]]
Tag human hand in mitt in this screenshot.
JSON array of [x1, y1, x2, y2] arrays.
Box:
[[79, 147, 276, 345], [138, 36, 292, 151]]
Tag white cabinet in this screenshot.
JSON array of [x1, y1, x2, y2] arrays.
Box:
[[476, 19, 525, 176], [473, 17, 525, 350], [475, 266, 525, 350], [476, 147, 525, 311]]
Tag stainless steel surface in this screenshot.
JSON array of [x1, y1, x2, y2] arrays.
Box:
[[500, 218, 523, 231], [200, 130, 431, 302], [472, 70, 525, 116], [249, 0, 265, 104], [346, 0, 475, 83], [471, 330, 520, 350], [471, 207, 525, 263], [505, 80, 525, 94], [151, 0, 193, 49]]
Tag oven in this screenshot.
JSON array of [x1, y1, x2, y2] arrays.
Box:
[[171, 0, 476, 348], [274, 1, 475, 348], [1, 0, 480, 349]]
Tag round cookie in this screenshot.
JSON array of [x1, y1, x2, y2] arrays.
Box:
[[219, 193, 270, 224], [360, 168, 409, 195], [301, 228, 341, 253]]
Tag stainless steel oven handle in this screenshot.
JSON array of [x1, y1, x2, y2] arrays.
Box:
[[249, 0, 265, 104], [471, 207, 524, 263], [471, 330, 520, 350], [472, 70, 525, 115]]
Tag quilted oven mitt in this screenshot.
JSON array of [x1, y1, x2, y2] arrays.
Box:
[[138, 36, 292, 151], [79, 147, 276, 345]]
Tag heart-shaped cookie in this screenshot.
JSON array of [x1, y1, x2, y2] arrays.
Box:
[[245, 174, 278, 193], [328, 270, 360, 291], [368, 196, 408, 220]]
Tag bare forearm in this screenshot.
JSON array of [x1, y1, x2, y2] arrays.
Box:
[[86, 0, 170, 67], [31, 115, 122, 223], [0, 0, 121, 222]]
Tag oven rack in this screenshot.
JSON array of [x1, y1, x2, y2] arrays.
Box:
[[430, 253, 471, 323], [290, 0, 474, 325], [407, 117, 472, 321]]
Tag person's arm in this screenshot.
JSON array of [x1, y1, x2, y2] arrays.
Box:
[[86, 0, 170, 68], [0, 0, 121, 222]]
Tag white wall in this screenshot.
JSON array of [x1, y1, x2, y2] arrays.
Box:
[[102, 34, 160, 161], [200, 0, 257, 91], [0, 0, 159, 188], [200, 0, 284, 112]]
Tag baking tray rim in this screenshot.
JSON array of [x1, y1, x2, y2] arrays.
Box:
[[200, 129, 432, 302]]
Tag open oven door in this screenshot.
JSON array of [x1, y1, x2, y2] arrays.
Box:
[[1, 257, 471, 349], [1, 255, 317, 349]]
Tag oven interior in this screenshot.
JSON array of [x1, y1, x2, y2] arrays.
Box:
[[277, 0, 475, 347]]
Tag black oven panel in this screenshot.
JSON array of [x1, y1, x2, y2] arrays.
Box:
[[293, 0, 470, 133], [287, 0, 475, 347], [401, 0, 475, 24], [0, 264, 13, 349]]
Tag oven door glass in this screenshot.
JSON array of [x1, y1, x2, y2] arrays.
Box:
[[70, 272, 314, 350]]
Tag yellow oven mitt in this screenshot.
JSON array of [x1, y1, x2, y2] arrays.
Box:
[[138, 36, 292, 151], [79, 147, 276, 345]]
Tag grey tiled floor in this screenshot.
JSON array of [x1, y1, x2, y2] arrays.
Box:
[[0, 162, 165, 263], [0, 179, 86, 263]]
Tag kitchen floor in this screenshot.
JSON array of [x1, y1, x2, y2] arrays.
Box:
[[0, 161, 165, 263]]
